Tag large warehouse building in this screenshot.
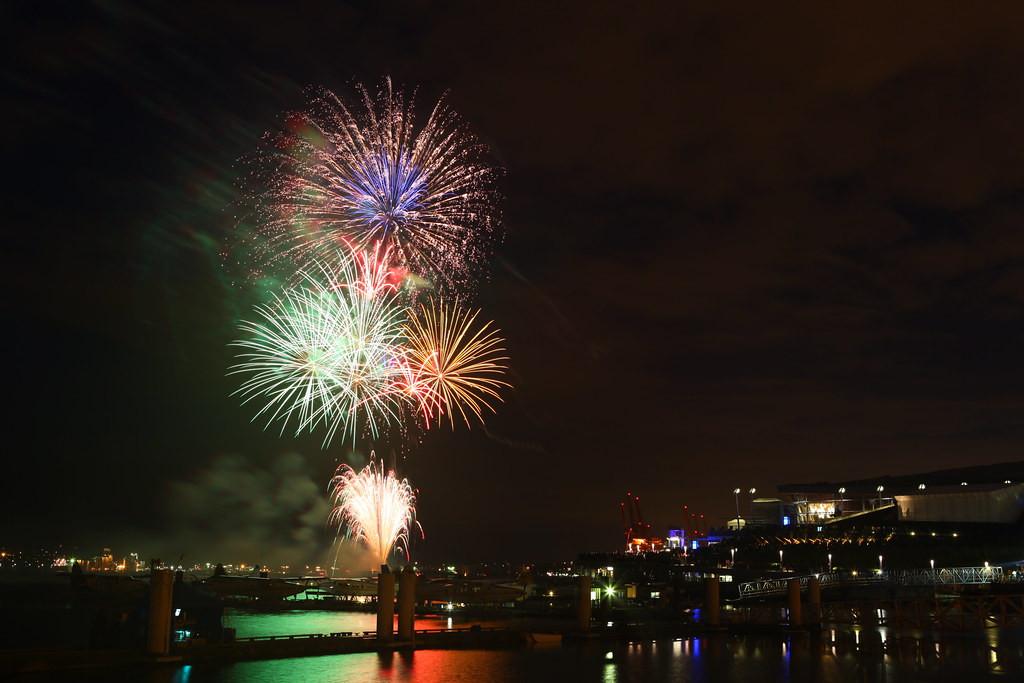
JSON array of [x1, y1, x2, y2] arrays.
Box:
[[774, 460, 1023, 527]]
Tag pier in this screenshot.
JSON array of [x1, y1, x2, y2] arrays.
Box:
[[0, 626, 528, 675]]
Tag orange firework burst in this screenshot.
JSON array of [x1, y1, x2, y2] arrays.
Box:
[[401, 299, 510, 429]]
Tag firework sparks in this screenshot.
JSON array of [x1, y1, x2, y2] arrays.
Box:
[[329, 457, 420, 567], [248, 79, 499, 292], [402, 299, 510, 429], [229, 252, 408, 446]]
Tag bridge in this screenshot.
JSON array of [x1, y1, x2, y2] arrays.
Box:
[[736, 566, 1005, 600]]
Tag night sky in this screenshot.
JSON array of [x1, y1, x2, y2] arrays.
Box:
[[6, 2, 1024, 564]]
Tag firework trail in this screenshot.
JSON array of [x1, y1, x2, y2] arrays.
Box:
[[247, 79, 499, 293], [328, 456, 420, 568], [229, 250, 409, 446], [402, 298, 510, 429]]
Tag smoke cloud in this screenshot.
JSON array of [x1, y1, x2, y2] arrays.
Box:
[[154, 451, 333, 569]]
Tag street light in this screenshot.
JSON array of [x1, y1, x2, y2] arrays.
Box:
[[733, 488, 741, 529], [730, 548, 736, 565], [827, 553, 832, 572], [878, 555, 884, 572], [779, 549, 784, 569], [918, 483, 926, 491]]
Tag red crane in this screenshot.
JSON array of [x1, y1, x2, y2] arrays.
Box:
[[620, 492, 654, 551]]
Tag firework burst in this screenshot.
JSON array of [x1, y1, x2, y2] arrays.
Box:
[[229, 252, 408, 446], [329, 456, 420, 568], [402, 299, 510, 429], [248, 79, 499, 292]]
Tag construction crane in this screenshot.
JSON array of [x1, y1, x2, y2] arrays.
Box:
[[619, 492, 657, 553]]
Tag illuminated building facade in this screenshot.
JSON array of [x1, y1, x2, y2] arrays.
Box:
[[777, 461, 1023, 528]]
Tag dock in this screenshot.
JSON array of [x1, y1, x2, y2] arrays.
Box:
[[182, 626, 529, 663]]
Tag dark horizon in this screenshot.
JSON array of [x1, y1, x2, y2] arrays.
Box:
[[7, 2, 1024, 563]]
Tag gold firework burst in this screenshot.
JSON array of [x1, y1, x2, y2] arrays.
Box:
[[402, 299, 510, 428]]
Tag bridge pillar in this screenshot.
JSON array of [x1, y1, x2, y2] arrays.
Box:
[[786, 578, 802, 627], [397, 565, 417, 642], [807, 576, 821, 624], [704, 575, 720, 626], [376, 566, 395, 642], [576, 574, 592, 632], [146, 568, 174, 656]]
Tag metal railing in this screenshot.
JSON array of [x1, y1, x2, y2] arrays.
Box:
[[737, 573, 850, 599], [736, 566, 1004, 600], [233, 626, 508, 643], [889, 566, 1003, 585]]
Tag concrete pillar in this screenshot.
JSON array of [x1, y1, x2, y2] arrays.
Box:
[[704, 575, 720, 626], [146, 568, 174, 656], [376, 566, 395, 642], [807, 576, 821, 624], [397, 565, 417, 642], [787, 578, 802, 627], [576, 574, 592, 632]]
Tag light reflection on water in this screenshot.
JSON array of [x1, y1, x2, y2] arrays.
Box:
[[173, 613, 1024, 683], [18, 611, 1024, 682]]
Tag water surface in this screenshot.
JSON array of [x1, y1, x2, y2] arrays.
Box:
[[14, 610, 1024, 682]]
